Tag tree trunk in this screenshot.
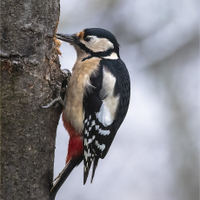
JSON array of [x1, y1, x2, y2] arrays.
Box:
[[0, 0, 62, 199]]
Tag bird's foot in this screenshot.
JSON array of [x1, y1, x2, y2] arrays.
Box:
[[41, 69, 71, 108]]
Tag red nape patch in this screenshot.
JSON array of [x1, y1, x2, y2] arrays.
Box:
[[66, 135, 83, 163]]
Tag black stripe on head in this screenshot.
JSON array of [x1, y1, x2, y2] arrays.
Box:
[[83, 28, 120, 56], [80, 43, 116, 60]]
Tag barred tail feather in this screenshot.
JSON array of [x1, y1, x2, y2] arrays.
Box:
[[83, 156, 99, 184], [83, 153, 94, 184], [91, 157, 99, 183]]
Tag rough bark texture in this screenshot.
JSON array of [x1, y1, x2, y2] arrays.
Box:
[[0, 0, 62, 199]]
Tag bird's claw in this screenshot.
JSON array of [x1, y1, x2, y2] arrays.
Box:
[[41, 96, 64, 108], [41, 69, 71, 109]]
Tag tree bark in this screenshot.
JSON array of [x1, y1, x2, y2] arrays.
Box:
[[0, 0, 62, 199]]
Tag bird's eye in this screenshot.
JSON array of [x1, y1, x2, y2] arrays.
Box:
[[85, 36, 92, 42]]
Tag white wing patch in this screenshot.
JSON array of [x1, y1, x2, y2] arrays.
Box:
[[96, 67, 119, 127]]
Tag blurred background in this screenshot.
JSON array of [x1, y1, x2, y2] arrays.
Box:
[[54, 0, 199, 200]]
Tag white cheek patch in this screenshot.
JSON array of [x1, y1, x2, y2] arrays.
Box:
[[96, 67, 120, 127], [81, 36, 114, 52]]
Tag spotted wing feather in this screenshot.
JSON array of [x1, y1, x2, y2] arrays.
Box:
[[83, 59, 130, 183]]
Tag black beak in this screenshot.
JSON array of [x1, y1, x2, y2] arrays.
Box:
[[56, 33, 79, 44]]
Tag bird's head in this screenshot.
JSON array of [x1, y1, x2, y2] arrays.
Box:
[[56, 28, 120, 59]]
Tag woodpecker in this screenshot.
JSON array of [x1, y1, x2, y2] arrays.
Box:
[[50, 28, 130, 199]]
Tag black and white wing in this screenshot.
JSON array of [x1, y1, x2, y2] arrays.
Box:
[[83, 59, 130, 184]]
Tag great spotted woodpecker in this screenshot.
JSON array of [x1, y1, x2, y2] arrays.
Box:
[[49, 28, 130, 200]]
